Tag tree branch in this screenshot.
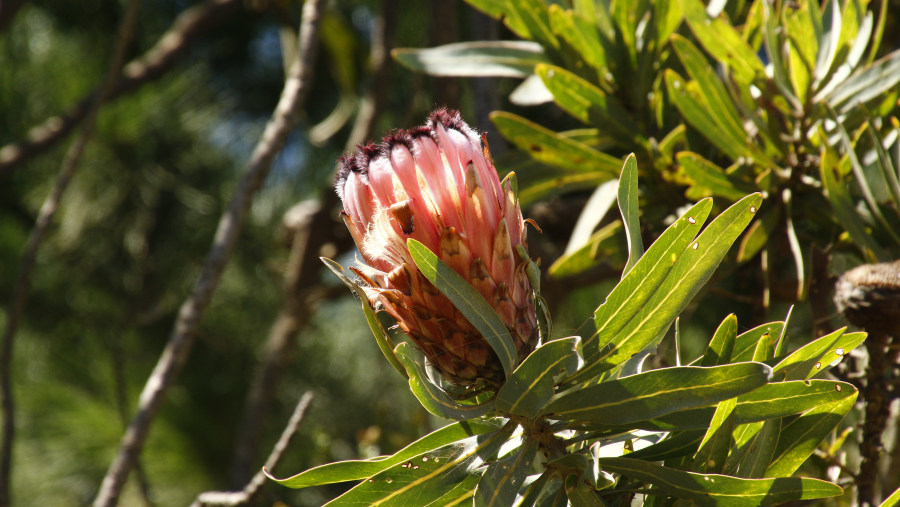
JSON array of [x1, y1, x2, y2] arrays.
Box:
[[91, 0, 325, 505], [0, 1, 143, 505], [0, 0, 242, 176], [193, 392, 314, 507]]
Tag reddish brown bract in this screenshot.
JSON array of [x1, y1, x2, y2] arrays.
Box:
[[336, 109, 537, 387]]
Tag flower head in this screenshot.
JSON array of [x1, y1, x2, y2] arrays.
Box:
[[335, 109, 537, 387]]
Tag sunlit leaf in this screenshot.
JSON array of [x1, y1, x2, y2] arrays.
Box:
[[267, 419, 504, 488], [700, 314, 737, 367], [678, 152, 754, 201], [618, 154, 642, 276], [598, 457, 843, 506], [408, 238, 517, 375], [392, 41, 548, 78], [394, 342, 496, 420], [474, 440, 539, 507], [545, 362, 772, 425], [496, 337, 583, 419]]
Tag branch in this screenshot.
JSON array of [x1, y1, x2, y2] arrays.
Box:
[[0, 1, 143, 505], [228, 1, 396, 483], [91, 0, 325, 505], [0, 0, 242, 176], [193, 392, 314, 507]]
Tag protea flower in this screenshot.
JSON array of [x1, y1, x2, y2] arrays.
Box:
[[335, 109, 538, 388]]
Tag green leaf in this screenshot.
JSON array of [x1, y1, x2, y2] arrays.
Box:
[[392, 41, 548, 78], [504, 0, 559, 50], [671, 34, 772, 165], [320, 257, 406, 378], [771, 327, 846, 381], [408, 238, 517, 376], [267, 419, 504, 488], [323, 423, 515, 506], [491, 111, 622, 177], [692, 397, 736, 473], [394, 342, 496, 420], [618, 154, 643, 277], [819, 135, 888, 261], [738, 418, 781, 478], [496, 337, 582, 419], [678, 152, 753, 201], [545, 362, 772, 425], [631, 379, 857, 431], [547, 5, 607, 78], [700, 314, 738, 367], [737, 204, 781, 263], [809, 332, 866, 379], [627, 430, 706, 461], [549, 222, 625, 278], [664, 69, 752, 161], [474, 439, 539, 507], [826, 49, 900, 113], [682, 0, 767, 86], [733, 322, 783, 362], [598, 457, 843, 506], [766, 389, 857, 476], [581, 199, 713, 361], [582, 194, 762, 376], [535, 64, 643, 148], [463, 0, 506, 19]]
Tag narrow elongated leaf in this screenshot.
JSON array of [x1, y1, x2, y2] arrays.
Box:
[[618, 154, 642, 276], [700, 314, 737, 366], [548, 221, 625, 278], [671, 35, 766, 162], [772, 327, 846, 380], [491, 111, 622, 177], [547, 5, 607, 77], [723, 421, 765, 474], [826, 49, 900, 113], [678, 152, 754, 201], [504, 0, 559, 50], [733, 322, 783, 362], [630, 380, 857, 431], [545, 363, 772, 425], [820, 139, 887, 261], [583, 199, 713, 359], [408, 239, 517, 375], [737, 204, 781, 263], [666, 71, 745, 162], [267, 419, 503, 488], [627, 430, 706, 461], [584, 194, 762, 374], [324, 424, 514, 506], [809, 332, 865, 379], [692, 397, 736, 473], [739, 418, 781, 478], [320, 257, 406, 377], [394, 343, 495, 420], [564, 179, 619, 255], [598, 457, 843, 506], [496, 337, 583, 419], [474, 440, 539, 507], [535, 64, 642, 148], [682, 0, 767, 86], [392, 41, 547, 78], [766, 391, 857, 476]]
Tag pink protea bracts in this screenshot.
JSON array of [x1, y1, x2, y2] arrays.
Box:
[[335, 109, 538, 388]]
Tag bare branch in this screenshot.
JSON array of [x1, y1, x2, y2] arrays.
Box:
[[228, 1, 397, 483], [0, 0, 242, 176], [193, 392, 314, 507], [0, 1, 143, 505], [91, 0, 326, 505]]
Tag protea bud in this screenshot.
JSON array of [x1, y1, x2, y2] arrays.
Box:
[[335, 109, 538, 388]]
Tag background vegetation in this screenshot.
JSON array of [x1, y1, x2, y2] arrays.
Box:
[[1, 0, 898, 505]]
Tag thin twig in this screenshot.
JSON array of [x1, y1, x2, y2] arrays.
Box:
[[0, 1, 143, 505], [91, 0, 325, 505], [228, 2, 395, 483], [0, 0, 242, 176], [193, 392, 314, 507]]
